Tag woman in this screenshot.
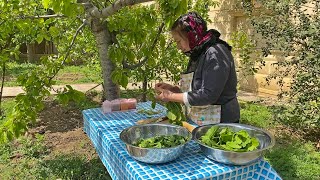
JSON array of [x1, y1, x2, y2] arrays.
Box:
[[155, 12, 240, 124]]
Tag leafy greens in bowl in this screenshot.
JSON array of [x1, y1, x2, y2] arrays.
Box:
[[134, 134, 189, 148], [192, 123, 275, 165], [200, 126, 260, 152]]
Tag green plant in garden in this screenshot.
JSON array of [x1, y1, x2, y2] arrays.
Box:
[[0, 0, 91, 142], [242, 0, 320, 129], [108, 0, 218, 101]]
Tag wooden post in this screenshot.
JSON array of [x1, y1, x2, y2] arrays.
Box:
[[26, 43, 36, 63]]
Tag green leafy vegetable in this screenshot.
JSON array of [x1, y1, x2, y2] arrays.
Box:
[[137, 109, 161, 117], [151, 101, 156, 109], [133, 135, 188, 148], [200, 127, 260, 152], [165, 102, 186, 126]]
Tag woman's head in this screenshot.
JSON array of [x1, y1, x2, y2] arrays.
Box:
[[171, 12, 208, 52]]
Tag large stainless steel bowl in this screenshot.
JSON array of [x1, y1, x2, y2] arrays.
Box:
[[192, 123, 275, 165], [120, 124, 192, 164]]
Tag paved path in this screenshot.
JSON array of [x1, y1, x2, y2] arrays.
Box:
[[2, 83, 274, 102]]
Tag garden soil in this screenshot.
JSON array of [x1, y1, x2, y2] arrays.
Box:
[[29, 98, 98, 159]]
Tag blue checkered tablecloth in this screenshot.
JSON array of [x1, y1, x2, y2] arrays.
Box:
[[83, 101, 282, 180]]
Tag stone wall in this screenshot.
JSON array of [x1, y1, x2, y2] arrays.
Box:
[[207, 0, 291, 97]]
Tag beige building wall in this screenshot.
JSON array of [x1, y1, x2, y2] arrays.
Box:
[[207, 0, 291, 97]]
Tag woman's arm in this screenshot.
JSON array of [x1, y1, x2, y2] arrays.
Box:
[[155, 89, 184, 103]]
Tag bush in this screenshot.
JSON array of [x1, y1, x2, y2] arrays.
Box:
[[243, 0, 320, 129]]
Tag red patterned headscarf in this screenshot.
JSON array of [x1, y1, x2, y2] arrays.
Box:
[[172, 12, 214, 50]]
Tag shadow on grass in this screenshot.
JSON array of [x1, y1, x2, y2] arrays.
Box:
[[40, 154, 112, 180]]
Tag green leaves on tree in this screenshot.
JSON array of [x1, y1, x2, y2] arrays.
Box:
[[0, 0, 219, 143], [192, 0, 219, 22], [111, 70, 129, 88], [242, 0, 320, 128], [157, 0, 189, 28], [57, 85, 86, 106], [42, 0, 83, 17], [228, 30, 265, 88]]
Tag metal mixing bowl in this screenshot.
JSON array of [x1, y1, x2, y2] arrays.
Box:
[[120, 124, 192, 164], [192, 123, 275, 165]]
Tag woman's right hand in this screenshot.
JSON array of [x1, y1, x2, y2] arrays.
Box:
[[155, 83, 181, 93], [155, 82, 173, 92]]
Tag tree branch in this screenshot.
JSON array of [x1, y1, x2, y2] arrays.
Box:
[[89, 0, 105, 8], [122, 22, 165, 70], [85, 82, 103, 94], [18, 14, 67, 19], [48, 20, 88, 81], [0, 62, 6, 116], [88, 0, 153, 18]]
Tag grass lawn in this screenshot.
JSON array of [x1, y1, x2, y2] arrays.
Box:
[[240, 102, 320, 180], [2, 62, 102, 87], [0, 97, 319, 180]]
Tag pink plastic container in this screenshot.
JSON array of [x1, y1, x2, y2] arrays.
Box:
[[103, 98, 137, 113], [120, 99, 130, 110], [127, 98, 137, 110], [110, 99, 121, 111], [102, 100, 111, 113]]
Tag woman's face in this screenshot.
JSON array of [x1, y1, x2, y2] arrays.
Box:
[[171, 31, 191, 53]]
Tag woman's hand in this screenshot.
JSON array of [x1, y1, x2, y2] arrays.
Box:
[[155, 82, 172, 91], [155, 82, 181, 93], [155, 89, 173, 102]]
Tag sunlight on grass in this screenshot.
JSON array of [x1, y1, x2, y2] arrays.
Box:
[[0, 135, 111, 180], [266, 138, 320, 180], [240, 102, 320, 180], [0, 99, 15, 125], [2, 62, 102, 87], [240, 101, 274, 128], [55, 65, 102, 84]]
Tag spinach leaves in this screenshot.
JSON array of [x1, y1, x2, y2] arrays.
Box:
[[200, 126, 260, 152], [165, 102, 186, 126], [134, 135, 188, 148]]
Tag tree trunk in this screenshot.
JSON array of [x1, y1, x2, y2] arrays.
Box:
[[91, 18, 120, 100], [0, 62, 6, 116], [142, 70, 148, 102], [27, 43, 36, 63], [142, 72, 147, 102]]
